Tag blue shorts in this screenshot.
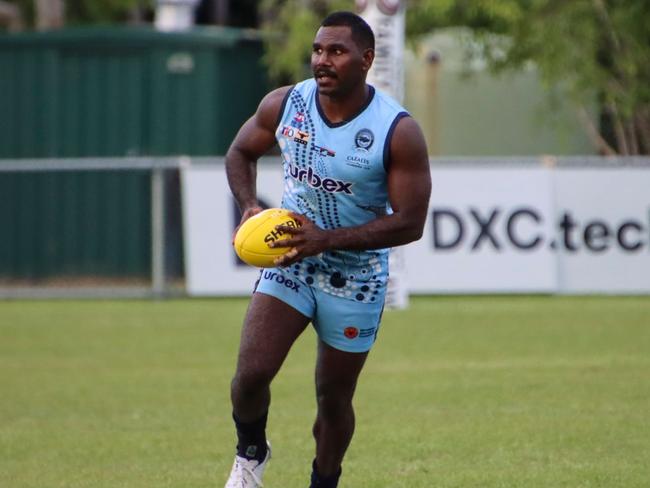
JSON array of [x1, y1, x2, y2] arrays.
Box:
[[255, 266, 385, 353]]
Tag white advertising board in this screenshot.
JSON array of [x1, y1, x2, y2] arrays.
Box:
[[406, 168, 557, 293], [553, 169, 650, 293], [181, 163, 284, 296], [181, 162, 650, 295]]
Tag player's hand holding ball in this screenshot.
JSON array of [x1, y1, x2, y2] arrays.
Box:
[[233, 208, 330, 268], [233, 208, 302, 268], [270, 213, 330, 267]]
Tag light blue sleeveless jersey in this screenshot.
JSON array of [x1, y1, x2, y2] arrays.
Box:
[[275, 78, 409, 303]]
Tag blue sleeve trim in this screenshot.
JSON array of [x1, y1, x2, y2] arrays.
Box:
[[275, 86, 294, 129], [383, 111, 410, 172]]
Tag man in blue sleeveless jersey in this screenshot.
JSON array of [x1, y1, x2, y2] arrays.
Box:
[[224, 11, 431, 488]]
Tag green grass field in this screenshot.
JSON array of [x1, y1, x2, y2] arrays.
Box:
[[1, 296, 649, 488]]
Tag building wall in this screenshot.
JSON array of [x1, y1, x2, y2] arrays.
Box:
[[0, 27, 268, 281], [404, 29, 595, 156]]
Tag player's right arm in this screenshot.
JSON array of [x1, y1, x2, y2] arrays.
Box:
[[226, 86, 292, 225]]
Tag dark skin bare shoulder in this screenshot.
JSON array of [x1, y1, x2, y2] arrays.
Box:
[[384, 115, 431, 235], [228, 86, 293, 162], [226, 85, 292, 231]]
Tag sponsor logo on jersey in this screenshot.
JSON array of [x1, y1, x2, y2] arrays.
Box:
[[354, 128, 374, 151], [287, 164, 353, 194], [262, 270, 300, 292], [294, 130, 310, 145], [312, 144, 336, 157], [282, 125, 310, 145], [346, 154, 371, 169], [344, 326, 375, 339], [291, 111, 305, 128]]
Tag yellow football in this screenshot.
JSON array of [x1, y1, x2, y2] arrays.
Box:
[[233, 208, 301, 268]]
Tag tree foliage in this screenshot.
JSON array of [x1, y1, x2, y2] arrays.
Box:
[[261, 0, 650, 154], [259, 0, 354, 83], [410, 0, 650, 155], [6, 0, 647, 154], [5, 0, 151, 27], [65, 0, 152, 25]]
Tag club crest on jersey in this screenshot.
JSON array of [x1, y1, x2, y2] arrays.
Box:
[[354, 129, 374, 151], [282, 125, 310, 145], [287, 164, 353, 194]]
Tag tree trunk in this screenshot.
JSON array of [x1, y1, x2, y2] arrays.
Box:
[[215, 0, 229, 25], [35, 0, 65, 30], [635, 108, 650, 155], [577, 105, 617, 156], [625, 121, 639, 155], [606, 101, 630, 155]]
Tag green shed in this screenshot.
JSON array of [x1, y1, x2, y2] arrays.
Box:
[[0, 26, 268, 282]]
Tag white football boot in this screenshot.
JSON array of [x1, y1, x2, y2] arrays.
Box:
[[224, 442, 271, 487]]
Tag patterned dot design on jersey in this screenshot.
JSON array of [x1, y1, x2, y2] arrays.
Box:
[[291, 257, 384, 303], [282, 91, 339, 230]]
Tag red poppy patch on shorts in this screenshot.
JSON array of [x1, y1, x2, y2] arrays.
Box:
[[344, 327, 359, 339]]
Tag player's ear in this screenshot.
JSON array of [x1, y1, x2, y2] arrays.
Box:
[[362, 48, 374, 72]]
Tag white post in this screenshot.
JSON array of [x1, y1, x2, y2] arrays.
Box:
[[358, 0, 406, 102], [358, 0, 410, 309], [151, 168, 166, 297], [155, 0, 200, 31]]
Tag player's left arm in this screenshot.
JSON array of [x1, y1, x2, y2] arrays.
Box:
[[272, 116, 431, 266]]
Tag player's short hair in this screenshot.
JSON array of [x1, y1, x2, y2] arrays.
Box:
[[321, 11, 375, 51]]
